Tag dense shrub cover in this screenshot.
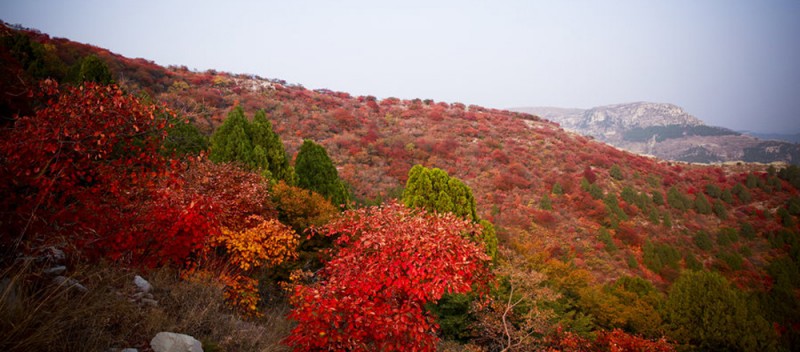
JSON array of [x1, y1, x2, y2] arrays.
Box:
[[286, 203, 491, 351]]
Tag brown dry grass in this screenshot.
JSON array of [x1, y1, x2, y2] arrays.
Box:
[[0, 260, 293, 352]]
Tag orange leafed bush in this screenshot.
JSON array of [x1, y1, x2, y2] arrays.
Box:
[[198, 216, 298, 316], [212, 216, 299, 272], [270, 180, 338, 233]]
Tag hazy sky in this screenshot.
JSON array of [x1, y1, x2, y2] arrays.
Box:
[[2, 0, 798, 133]]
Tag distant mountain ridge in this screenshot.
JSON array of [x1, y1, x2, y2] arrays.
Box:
[[513, 103, 799, 165], [740, 131, 800, 144]]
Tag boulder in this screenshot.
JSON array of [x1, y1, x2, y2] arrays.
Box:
[[150, 332, 202, 352], [43, 266, 67, 275], [41, 247, 65, 263], [133, 275, 152, 293]]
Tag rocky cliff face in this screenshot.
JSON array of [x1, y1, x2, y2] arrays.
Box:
[[513, 102, 799, 165]]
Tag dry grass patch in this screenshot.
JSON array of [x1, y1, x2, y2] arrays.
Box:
[[0, 260, 292, 352]]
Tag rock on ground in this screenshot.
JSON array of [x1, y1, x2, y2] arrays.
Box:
[[150, 332, 203, 352]]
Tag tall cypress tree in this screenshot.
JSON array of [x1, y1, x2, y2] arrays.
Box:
[[251, 110, 292, 182], [210, 106, 253, 165], [209, 107, 294, 182], [295, 139, 349, 207]]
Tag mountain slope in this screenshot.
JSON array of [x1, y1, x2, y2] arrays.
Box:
[[514, 103, 800, 164], [3, 22, 800, 350], [2, 24, 796, 282]]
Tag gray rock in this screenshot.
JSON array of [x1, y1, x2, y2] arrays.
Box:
[[43, 266, 67, 275], [52, 276, 88, 293], [150, 332, 202, 352], [133, 275, 152, 293], [42, 247, 66, 263], [120, 349, 138, 352]]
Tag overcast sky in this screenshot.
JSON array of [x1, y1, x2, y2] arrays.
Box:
[[2, 0, 798, 133]]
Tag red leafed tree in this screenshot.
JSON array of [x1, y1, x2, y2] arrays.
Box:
[[584, 165, 598, 184], [286, 202, 491, 351], [594, 329, 674, 352], [0, 81, 215, 266], [174, 158, 276, 230], [545, 328, 674, 352]]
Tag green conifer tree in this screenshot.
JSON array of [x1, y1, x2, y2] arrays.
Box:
[[210, 106, 253, 165], [402, 165, 477, 222], [666, 271, 777, 351], [77, 54, 113, 84], [713, 199, 728, 219], [609, 164, 624, 180], [694, 194, 712, 214], [540, 193, 553, 210], [295, 139, 350, 207], [209, 107, 294, 181], [251, 110, 293, 182], [552, 182, 564, 195]]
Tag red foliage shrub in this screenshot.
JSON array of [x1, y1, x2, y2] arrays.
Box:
[[584, 166, 597, 184], [286, 202, 491, 351], [615, 223, 642, 247], [545, 328, 674, 352], [532, 209, 557, 227], [0, 81, 183, 263]]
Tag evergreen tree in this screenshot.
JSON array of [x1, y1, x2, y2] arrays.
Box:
[[705, 184, 722, 198], [667, 186, 690, 211], [402, 165, 477, 222], [209, 107, 294, 181], [552, 182, 563, 195], [477, 220, 498, 262], [620, 186, 637, 205], [588, 183, 604, 200], [693, 231, 713, 251], [746, 173, 759, 188], [651, 190, 665, 205], [693, 194, 712, 214], [740, 222, 756, 240], [661, 211, 672, 228], [604, 193, 627, 221], [76, 54, 113, 84], [295, 139, 350, 207], [733, 183, 752, 203], [609, 164, 624, 180], [713, 199, 728, 219], [666, 271, 777, 351], [210, 106, 253, 165], [598, 227, 617, 253], [721, 188, 734, 204], [647, 206, 660, 224], [251, 110, 293, 182], [540, 193, 552, 210]]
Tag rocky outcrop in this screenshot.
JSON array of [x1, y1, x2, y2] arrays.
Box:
[[512, 102, 799, 165]]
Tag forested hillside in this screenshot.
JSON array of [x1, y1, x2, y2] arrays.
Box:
[[2, 23, 799, 351]]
